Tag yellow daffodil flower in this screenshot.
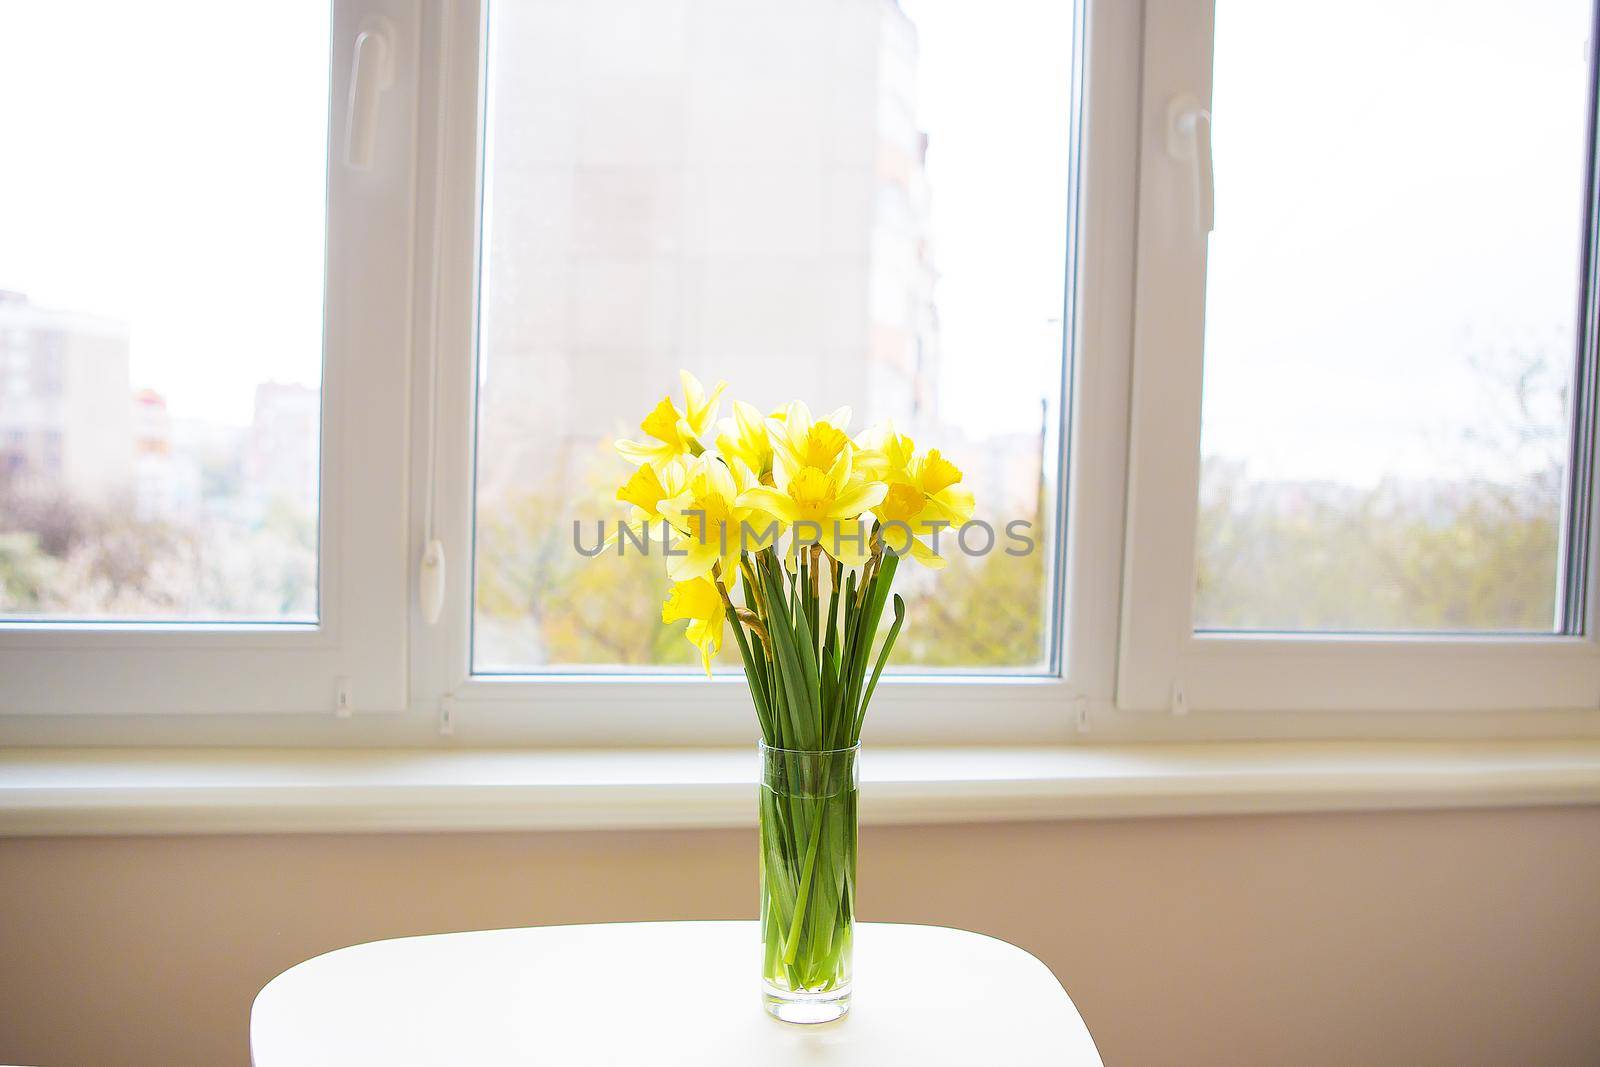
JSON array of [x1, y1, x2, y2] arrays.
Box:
[[661, 575, 726, 675], [604, 456, 689, 549], [744, 442, 887, 565], [616, 370, 728, 466], [768, 401, 854, 476], [852, 419, 916, 481], [714, 400, 777, 485], [914, 450, 975, 522], [873, 447, 975, 569], [658, 454, 774, 581], [827, 515, 878, 569], [596, 377, 982, 685]]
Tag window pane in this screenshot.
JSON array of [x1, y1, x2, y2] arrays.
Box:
[[473, 0, 1072, 672], [0, 3, 328, 623], [1195, 0, 1592, 632]]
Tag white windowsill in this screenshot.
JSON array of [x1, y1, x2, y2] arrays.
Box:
[[2, 740, 1599, 837]]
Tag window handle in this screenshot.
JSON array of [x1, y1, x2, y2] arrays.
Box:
[[1167, 94, 1214, 234], [419, 539, 446, 625], [344, 20, 395, 169]]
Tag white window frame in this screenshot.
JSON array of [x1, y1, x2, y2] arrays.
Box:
[[1116, 0, 1600, 733], [405, 0, 1118, 747], [0, 0, 419, 726], [4, 0, 1600, 749]]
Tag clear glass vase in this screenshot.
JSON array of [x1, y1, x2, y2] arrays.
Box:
[[758, 742, 859, 1024]]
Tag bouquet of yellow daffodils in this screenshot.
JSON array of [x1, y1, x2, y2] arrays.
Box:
[[608, 371, 974, 1016], [609, 371, 975, 741]]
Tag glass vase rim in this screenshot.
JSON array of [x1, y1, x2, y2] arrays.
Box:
[[757, 741, 862, 756]]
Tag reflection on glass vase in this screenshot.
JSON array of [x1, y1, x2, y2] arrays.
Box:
[[759, 742, 859, 1024]]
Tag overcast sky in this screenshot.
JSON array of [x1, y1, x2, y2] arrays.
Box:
[[0, 0, 1591, 492], [0, 1, 329, 424], [1201, 0, 1591, 486]]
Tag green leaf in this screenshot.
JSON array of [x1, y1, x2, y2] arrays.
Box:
[[718, 581, 773, 743], [840, 551, 899, 745], [758, 553, 819, 749], [789, 590, 825, 739], [854, 593, 905, 742]]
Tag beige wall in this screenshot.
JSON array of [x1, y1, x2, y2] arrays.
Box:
[[2, 806, 1598, 1066]]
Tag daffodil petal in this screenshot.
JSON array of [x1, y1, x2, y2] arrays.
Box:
[[825, 444, 852, 490], [827, 517, 875, 567], [707, 454, 738, 501], [928, 486, 976, 525], [668, 540, 721, 582], [908, 536, 949, 570], [734, 399, 766, 441], [782, 401, 812, 449], [616, 437, 675, 465], [685, 617, 722, 675], [728, 456, 759, 492], [743, 485, 800, 524], [918, 448, 963, 493], [679, 370, 706, 411], [661, 576, 726, 676], [828, 478, 887, 518], [601, 517, 661, 550]]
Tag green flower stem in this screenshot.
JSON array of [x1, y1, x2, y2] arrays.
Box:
[[762, 735, 857, 988], [749, 531, 895, 997], [781, 795, 826, 966]]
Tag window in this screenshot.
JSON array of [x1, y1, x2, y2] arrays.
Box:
[[1119, 0, 1600, 715], [470, 0, 1074, 676], [1195, 0, 1593, 635], [0, 3, 328, 623], [0, 0, 417, 720], [5, 0, 1600, 745]]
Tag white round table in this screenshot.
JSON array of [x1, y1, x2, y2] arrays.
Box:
[[252, 921, 1103, 1065]]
